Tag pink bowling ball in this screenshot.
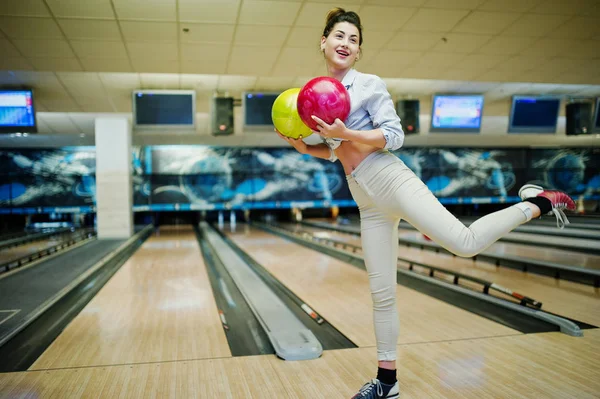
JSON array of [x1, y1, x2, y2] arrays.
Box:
[[297, 77, 351, 131]]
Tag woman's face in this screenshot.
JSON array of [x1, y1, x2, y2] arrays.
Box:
[[321, 21, 361, 70]]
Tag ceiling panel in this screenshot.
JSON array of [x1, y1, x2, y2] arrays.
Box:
[[29, 58, 83, 72], [296, 3, 366, 27], [547, 17, 600, 40], [233, 26, 291, 47], [131, 59, 180, 73], [529, 0, 596, 16], [113, 0, 177, 21], [45, 0, 115, 19], [238, 1, 302, 26], [0, 57, 34, 71], [475, 36, 537, 55], [12, 39, 75, 58], [178, 0, 241, 23], [70, 40, 129, 59], [0, 39, 22, 57], [452, 11, 522, 34], [127, 42, 179, 60], [0, 17, 63, 39], [423, 0, 485, 9], [81, 58, 133, 72], [385, 31, 441, 51], [0, 0, 51, 17], [120, 21, 178, 42], [179, 23, 235, 44], [357, 6, 417, 29], [181, 43, 230, 62], [429, 33, 492, 53], [476, 0, 542, 13], [0, 0, 597, 123], [500, 13, 569, 37], [402, 8, 470, 32], [58, 19, 122, 40], [227, 47, 281, 75]]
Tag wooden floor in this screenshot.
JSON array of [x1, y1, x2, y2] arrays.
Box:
[[1, 224, 599, 398], [302, 225, 600, 327], [1, 329, 598, 398], [29, 226, 230, 370], [227, 226, 517, 347]]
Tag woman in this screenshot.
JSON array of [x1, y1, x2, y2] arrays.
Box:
[[278, 8, 575, 399]]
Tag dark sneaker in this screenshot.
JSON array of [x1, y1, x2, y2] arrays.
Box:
[[518, 184, 576, 228], [351, 379, 399, 399]]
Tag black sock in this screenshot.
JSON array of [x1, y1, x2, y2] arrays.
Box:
[[376, 367, 397, 385], [525, 197, 552, 215]]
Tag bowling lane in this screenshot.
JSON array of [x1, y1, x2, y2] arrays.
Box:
[[396, 227, 600, 269], [0, 235, 75, 265], [300, 224, 600, 327], [225, 225, 518, 348], [29, 226, 231, 370], [325, 218, 600, 268]]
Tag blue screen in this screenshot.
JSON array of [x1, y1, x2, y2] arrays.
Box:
[[0, 90, 35, 128], [510, 97, 560, 132], [431, 95, 483, 131], [134, 93, 194, 126]]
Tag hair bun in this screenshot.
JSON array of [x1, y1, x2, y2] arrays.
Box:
[[325, 7, 345, 26]]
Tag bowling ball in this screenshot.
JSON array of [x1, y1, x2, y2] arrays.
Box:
[[297, 76, 351, 131], [272, 88, 313, 139]]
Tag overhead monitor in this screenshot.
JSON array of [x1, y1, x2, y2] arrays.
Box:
[[594, 97, 600, 133], [0, 89, 37, 133], [430, 94, 484, 133], [508, 96, 561, 133], [243, 92, 280, 132], [132, 90, 196, 129]]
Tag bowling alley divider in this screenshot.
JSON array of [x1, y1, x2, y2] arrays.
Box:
[[0, 224, 155, 371], [0, 146, 598, 214]]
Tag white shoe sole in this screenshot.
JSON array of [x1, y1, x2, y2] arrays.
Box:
[[518, 184, 543, 200]]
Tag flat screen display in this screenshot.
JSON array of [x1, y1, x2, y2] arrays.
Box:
[[508, 96, 560, 133], [133, 90, 195, 129], [594, 98, 600, 133], [243, 92, 280, 131], [0, 89, 37, 133], [430, 94, 484, 133]]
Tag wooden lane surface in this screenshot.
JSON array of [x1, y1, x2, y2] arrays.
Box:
[[0, 236, 70, 264], [1, 329, 598, 398], [225, 225, 518, 348], [302, 225, 600, 327], [395, 227, 600, 269], [28, 225, 231, 370], [317, 218, 600, 268]]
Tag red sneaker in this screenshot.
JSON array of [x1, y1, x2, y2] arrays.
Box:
[[518, 184, 576, 228]]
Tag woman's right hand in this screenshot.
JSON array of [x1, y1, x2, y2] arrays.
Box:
[[276, 129, 308, 154]]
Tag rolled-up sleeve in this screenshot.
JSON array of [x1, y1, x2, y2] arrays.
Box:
[[363, 77, 404, 151]]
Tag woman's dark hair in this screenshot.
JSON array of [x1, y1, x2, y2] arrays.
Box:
[[323, 7, 363, 46]]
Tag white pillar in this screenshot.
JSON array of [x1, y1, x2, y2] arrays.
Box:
[[95, 117, 133, 239]]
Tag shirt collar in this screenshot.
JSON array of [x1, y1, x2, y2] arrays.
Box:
[[341, 68, 358, 89]]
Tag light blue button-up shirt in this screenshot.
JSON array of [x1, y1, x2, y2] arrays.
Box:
[[324, 68, 405, 162]]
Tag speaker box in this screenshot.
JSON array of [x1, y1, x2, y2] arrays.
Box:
[[211, 97, 234, 135], [566, 102, 592, 136], [396, 99, 419, 134]]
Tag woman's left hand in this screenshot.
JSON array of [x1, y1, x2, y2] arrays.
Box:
[[311, 115, 348, 139]]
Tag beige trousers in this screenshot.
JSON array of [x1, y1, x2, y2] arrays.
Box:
[[346, 150, 530, 361]]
